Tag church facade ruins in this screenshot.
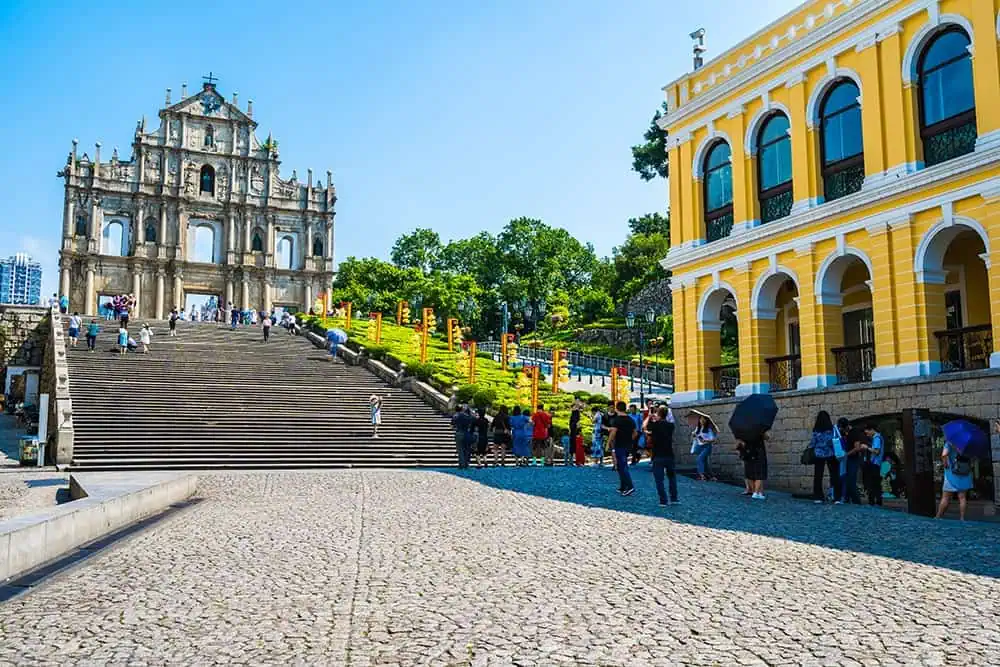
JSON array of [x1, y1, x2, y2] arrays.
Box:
[[57, 75, 335, 319]]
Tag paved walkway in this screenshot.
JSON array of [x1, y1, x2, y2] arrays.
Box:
[[1, 468, 997, 666]]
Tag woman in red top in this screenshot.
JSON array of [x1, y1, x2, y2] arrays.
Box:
[[531, 404, 552, 467]]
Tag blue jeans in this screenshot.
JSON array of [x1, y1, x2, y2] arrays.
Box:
[[695, 444, 712, 476], [614, 447, 633, 492], [841, 458, 861, 503], [652, 456, 677, 504]]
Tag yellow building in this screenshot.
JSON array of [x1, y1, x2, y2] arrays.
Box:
[[659, 0, 1000, 402]]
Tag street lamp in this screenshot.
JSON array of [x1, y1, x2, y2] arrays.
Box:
[[626, 309, 658, 408]]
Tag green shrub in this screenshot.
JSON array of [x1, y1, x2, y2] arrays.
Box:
[[405, 361, 435, 381], [455, 384, 479, 404], [472, 387, 497, 408], [587, 394, 609, 406], [572, 390, 590, 399], [364, 344, 390, 360]]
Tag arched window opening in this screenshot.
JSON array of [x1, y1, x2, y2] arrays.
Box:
[[918, 27, 976, 166], [74, 214, 87, 237], [204, 125, 214, 147], [102, 220, 125, 257], [312, 236, 324, 257], [251, 229, 264, 252], [703, 141, 733, 242], [144, 218, 157, 243], [191, 224, 217, 263], [276, 236, 294, 270], [757, 113, 793, 224], [200, 165, 215, 195], [820, 80, 864, 202]]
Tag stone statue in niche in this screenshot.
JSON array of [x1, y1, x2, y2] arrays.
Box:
[[217, 165, 230, 197], [250, 164, 264, 194], [169, 120, 180, 141], [147, 152, 161, 182], [184, 162, 198, 196]]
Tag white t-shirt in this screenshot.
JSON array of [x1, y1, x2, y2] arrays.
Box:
[[140, 328, 153, 344], [69, 315, 82, 329]]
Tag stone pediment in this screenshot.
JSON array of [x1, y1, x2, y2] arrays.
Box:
[[166, 86, 253, 125]]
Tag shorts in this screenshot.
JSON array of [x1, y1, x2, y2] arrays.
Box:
[[68, 327, 79, 338], [744, 456, 768, 481]]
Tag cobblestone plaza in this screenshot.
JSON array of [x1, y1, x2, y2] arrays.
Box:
[[1, 469, 997, 666]]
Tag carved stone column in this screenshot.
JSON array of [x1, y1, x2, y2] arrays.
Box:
[[155, 269, 165, 320], [85, 261, 96, 315], [173, 269, 184, 312], [241, 276, 249, 310]]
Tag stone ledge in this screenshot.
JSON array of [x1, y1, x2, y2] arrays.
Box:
[[0, 471, 197, 583]]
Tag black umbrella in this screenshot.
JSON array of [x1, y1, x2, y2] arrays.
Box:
[[728, 394, 778, 442]]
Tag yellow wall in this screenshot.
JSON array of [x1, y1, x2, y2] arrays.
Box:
[[660, 0, 1000, 397]]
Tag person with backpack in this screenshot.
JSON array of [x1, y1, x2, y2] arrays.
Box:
[[936, 439, 972, 520], [809, 410, 840, 503], [862, 423, 885, 506]]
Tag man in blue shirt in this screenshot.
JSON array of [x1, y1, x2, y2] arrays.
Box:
[[862, 423, 884, 506]]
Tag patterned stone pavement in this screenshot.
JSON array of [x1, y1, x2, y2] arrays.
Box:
[[1, 467, 998, 666]]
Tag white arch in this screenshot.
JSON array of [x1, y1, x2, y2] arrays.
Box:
[[913, 215, 990, 284], [697, 281, 739, 331], [102, 219, 126, 257], [814, 246, 875, 305], [744, 103, 792, 156], [691, 130, 734, 179], [276, 235, 295, 270], [805, 67, 863, 129], [751, 265, 800, 319], [901, 15, 975, 85]]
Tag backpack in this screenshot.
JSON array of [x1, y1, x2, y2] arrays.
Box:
[[951, 454, 972, 477]]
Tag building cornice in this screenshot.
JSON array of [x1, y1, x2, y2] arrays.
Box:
[[661, 146, 1000, 274], [658, 0, 930, 132]]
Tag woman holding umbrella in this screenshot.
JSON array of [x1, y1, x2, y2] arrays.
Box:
[[935, 419, 985, 521], [728, 394, 779, 499]]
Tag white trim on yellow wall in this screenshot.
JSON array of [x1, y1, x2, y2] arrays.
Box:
[[691, 130, 735, 179], [815, 247, 875, 305], [696, 281, 739, 330], [744, 102, 793, 155], [662, 149, 1000, 273], [901, 14, 976, 86], [804, 67, 864, 129], [751, 265, 801, 318], [913, 215, 991, 283]]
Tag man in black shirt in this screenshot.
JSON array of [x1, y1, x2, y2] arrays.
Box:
[[607, 401, 637, 495], [646, 406, 677, 505]]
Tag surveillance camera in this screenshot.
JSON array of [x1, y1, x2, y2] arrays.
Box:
[[690, 28, 705, 40]]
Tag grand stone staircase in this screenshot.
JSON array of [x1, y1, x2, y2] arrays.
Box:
[[63, 321, 458, 470]]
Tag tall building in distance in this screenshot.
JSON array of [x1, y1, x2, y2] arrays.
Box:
[[0, 254, 43, 306], [56, 74, 336, 319]]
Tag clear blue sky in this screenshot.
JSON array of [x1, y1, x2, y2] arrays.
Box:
[[0, 0, 800, 296]]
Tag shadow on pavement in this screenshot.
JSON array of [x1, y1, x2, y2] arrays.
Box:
[[434, 463, 1000, 579]]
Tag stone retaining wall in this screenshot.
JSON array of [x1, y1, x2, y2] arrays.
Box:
[[0, 306, 48, 368], [671, 370, 1000, 503]]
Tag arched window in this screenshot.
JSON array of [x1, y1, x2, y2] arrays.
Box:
[[251, 229, 264, 252], [918, 27, 975, 166], [74, 214, 87, 237], [757, 113, 793, 224], [144, 218, 157, 243], [312, 236, 324, 257], [820, 80, 864, 202], [204, 125, 214, 147], [200, 165, 215, 195], [102, 220, 125, 257], [190, 224, 217, 263], [703, 141, 733, 242], [276, 236, 294, 270]]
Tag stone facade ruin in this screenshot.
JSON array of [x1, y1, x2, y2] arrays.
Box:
[[57, 77, 336, 319]]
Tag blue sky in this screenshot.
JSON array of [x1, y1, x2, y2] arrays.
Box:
[[0, 0, 800, 296]]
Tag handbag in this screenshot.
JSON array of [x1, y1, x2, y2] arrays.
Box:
[[800, 446, 816, 466], [951, 455, 972, 476], [832, 432, 845, 459]]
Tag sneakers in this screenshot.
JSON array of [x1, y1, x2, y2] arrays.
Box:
[[659, 501, 668, 507], [834, 500, 843, 505], [751, 492, 766, 500], [622, 488, 636, 496], [813, 499, 823, 504], [670, 499, 680, 505]]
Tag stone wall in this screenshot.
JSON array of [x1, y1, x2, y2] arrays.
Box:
[[0, 306, 49, 368], [41, 308, 75, 465], [671, 370, 1000, 504], [625, 277, 673, 319]]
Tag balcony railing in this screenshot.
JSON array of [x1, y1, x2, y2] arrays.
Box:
[[710, 363, 739, 398], [935, 324, 993, 373], [766, 354, 801, 392], [832, 343, 875, 384]]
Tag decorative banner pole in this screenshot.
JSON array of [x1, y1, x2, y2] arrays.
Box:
[[420, 307, 434, 363], [368, 312, 382, 343], [447, 317, 458, 352], [530, 364, 539, 409], [467, 341, 477, 383], [614, 366, 630, 405], [345, 301, 353, 330], [552, 349, 569, 393], [610, 366, 619, 404], [396, 300, 403, 325]]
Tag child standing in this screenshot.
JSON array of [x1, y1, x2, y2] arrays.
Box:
[[560, 432, 572, 467], [369, 394, 383, 438], [118, 327, 128, 356], [574, 432, 586, 466], [139, 324, 153, 354]]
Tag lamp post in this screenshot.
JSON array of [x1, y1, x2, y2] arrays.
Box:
[[626, 308, 657, 407]]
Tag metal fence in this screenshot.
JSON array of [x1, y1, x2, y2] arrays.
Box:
[[479, 340, 675, 390]]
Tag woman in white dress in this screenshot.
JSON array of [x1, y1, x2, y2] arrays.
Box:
[[370, 395, 384, 438]]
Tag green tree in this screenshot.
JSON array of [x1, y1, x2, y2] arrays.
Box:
[[631, 101, 669, 181], [390, 228, 443, 274], [610, 232, 670, 306], [627, 212, 670, 245]]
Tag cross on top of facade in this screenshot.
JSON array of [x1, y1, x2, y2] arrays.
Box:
[[202, 72, 219, 86]]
